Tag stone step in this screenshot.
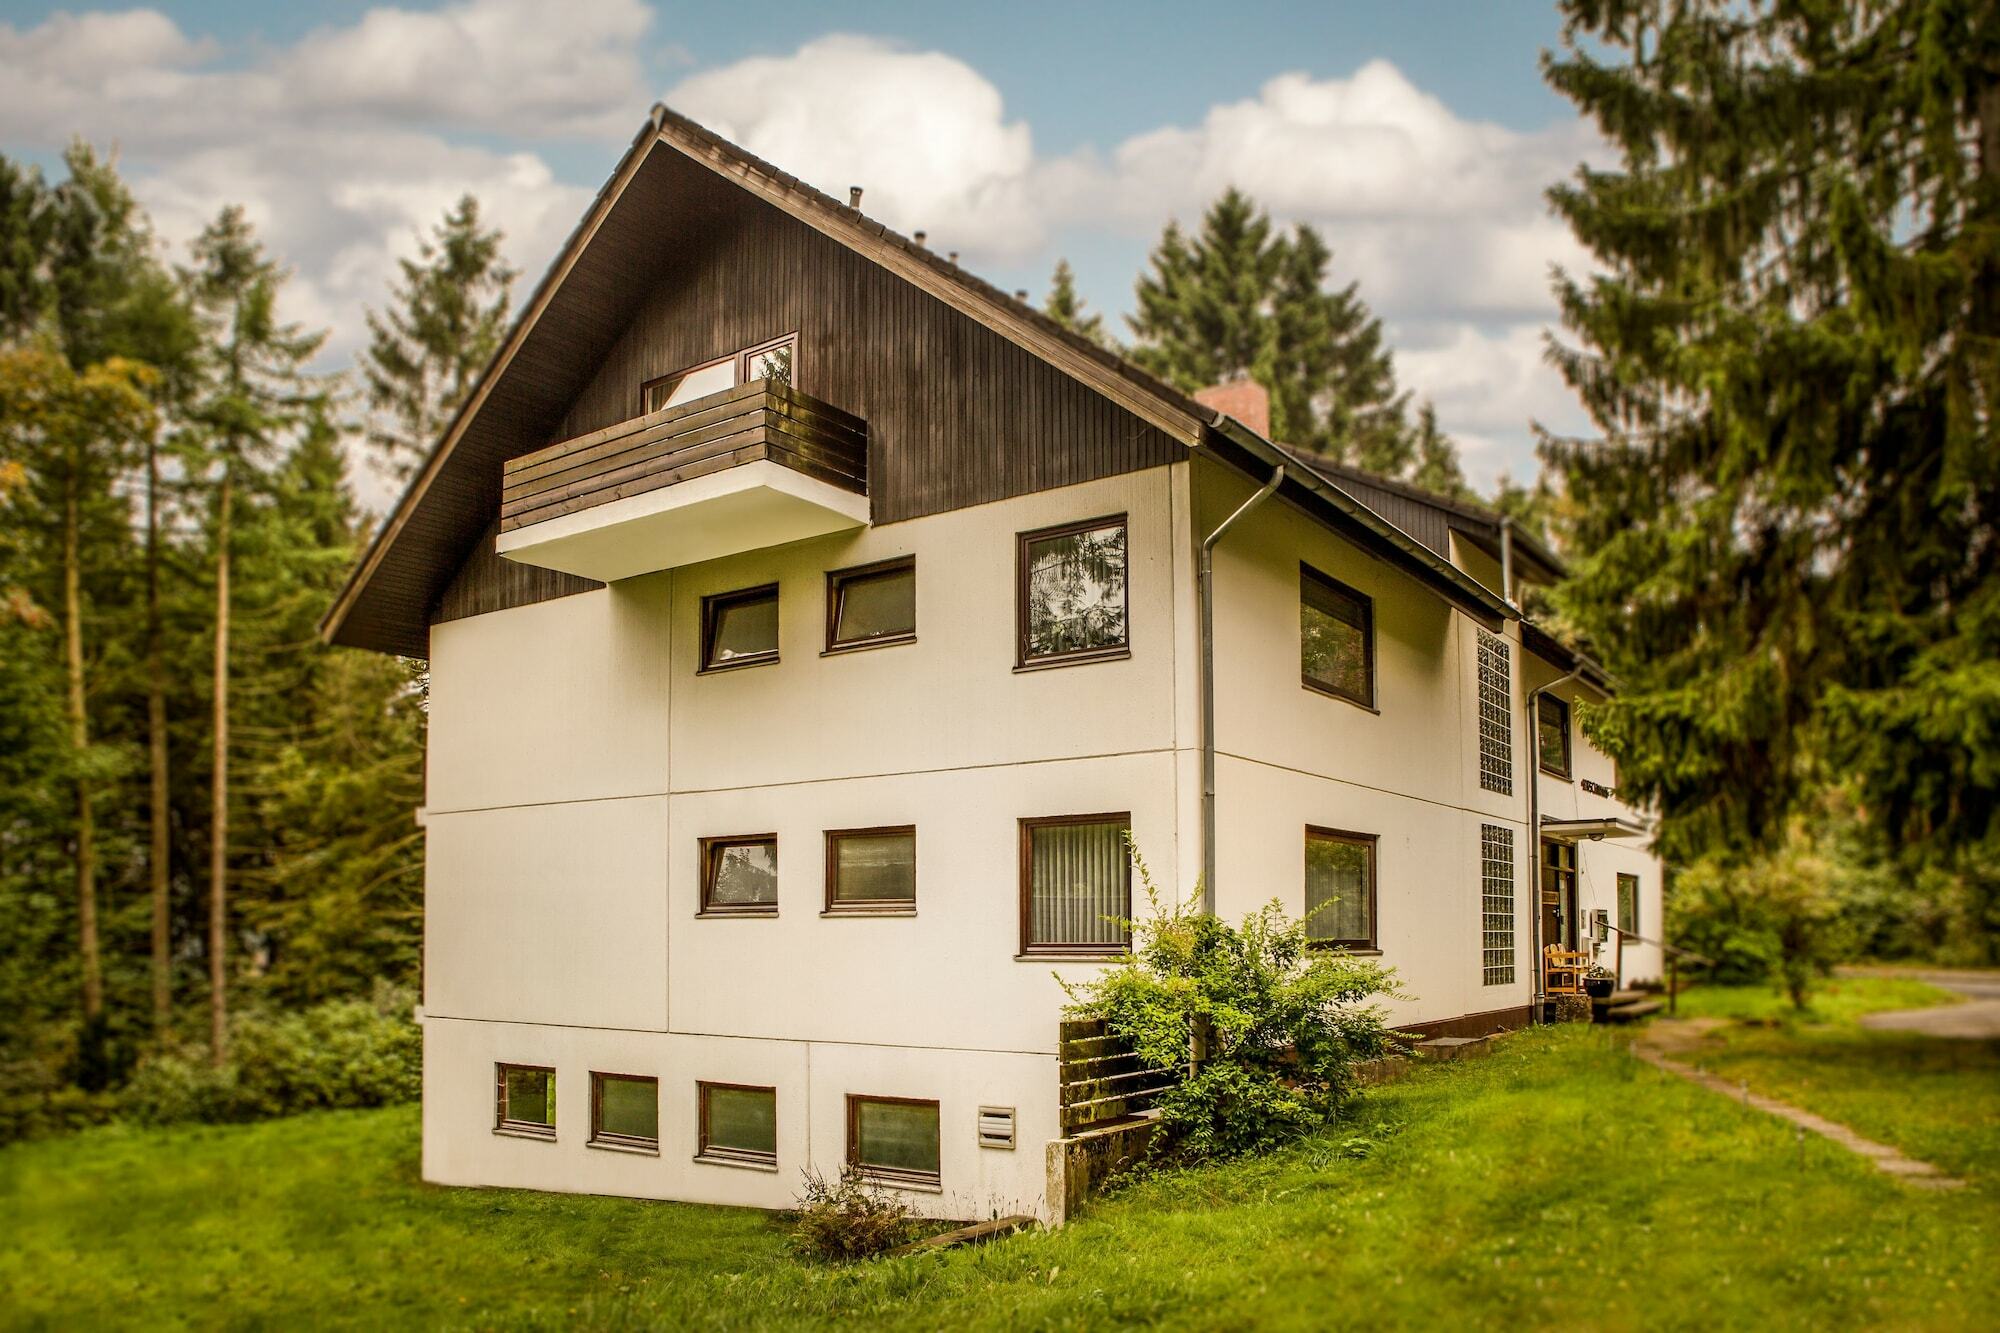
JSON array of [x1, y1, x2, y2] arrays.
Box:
[[1604, 998, 1665, 1023], [1591, 989, 1646, 1008]]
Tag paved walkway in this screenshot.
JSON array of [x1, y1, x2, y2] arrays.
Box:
[[1844, 967, 2000, 1040], [1631, 1018, 1967, 1192]]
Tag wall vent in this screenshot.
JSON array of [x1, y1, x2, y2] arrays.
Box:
[[977, 1106, 1016, 1150]]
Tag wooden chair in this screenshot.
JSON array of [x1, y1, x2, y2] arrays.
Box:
[[1543, 944, 1588, 996]]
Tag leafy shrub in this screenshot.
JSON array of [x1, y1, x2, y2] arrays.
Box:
[[122, 985, 419, 1126], [1063, 848, 1405, 1164], [788, 1166, 921, 1262]]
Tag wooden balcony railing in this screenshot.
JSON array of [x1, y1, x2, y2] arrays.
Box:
[[500, 379, 867, 534]]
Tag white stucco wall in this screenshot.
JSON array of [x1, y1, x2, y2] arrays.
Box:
[[419, 466, 1189, 1220], [1193, 456, 1537, 1029]]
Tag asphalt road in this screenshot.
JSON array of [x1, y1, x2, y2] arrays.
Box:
[[1852, 969, 2000, 1040]]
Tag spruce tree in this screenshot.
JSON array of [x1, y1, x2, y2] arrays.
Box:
[[359, 195, 514, 483], [1128, 189, 1428, 478], [184, 207, 325, 1063], [1043, 259, 1108, 346], [1542, 0, 2000, 927]]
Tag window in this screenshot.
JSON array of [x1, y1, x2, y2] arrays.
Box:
[[1537, 693, 1572, 778], [1017, 516, 1129, 667], [1617, 872, 1640, 938], [847, 1095, 940, 1186], [1301, 565, 1374, 707], [825, 826, 917, 913], [1476, 630, 1513, 795], [701, 584, 779, 672], [494, 1063, 555, 1137], [701, 835, 779, 915], [1480, 825, 1516, 986], [1304, 827, 1377, 949], [697, 1082, 777, 1166], [641, 333, 798, 414], [1020, 814, 1132, 955], [590, 1072, 659, 1151], [825, 557, 916, 652]]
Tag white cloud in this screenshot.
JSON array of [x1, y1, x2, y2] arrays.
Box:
[[670, 35, 1048, 258], [1, 10, 1598, 499]]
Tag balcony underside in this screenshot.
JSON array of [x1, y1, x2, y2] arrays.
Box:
[[496, 380, 868, 582]]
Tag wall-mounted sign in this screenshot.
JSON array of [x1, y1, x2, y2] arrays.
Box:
[[1581, 778, 1616, 798]]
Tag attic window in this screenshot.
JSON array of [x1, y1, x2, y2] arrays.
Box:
[[642, 334, 797, 414]]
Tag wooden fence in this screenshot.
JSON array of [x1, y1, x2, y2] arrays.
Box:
[[1057, 1017, 1184, 1134]]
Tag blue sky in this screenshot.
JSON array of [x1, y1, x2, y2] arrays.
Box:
[[0, 1, 1599, 506]]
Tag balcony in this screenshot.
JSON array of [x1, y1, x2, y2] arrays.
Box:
[[495, 380, 869, 582]]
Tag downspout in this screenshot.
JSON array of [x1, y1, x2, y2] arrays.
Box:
[[1526, 668, 1580, 1018], [1499, 516, 1517, 607], [1199, 463, 1285, 913]]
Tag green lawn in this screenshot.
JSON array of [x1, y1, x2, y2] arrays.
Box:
[[1669, 973, 2000, 1187], [4, 1025, 1995, 1331]]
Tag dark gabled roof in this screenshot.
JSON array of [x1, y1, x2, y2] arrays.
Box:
[[1283, 451, 1567, 587], [321, 104, 1516, 655], [1520, 619, 1615, 694]]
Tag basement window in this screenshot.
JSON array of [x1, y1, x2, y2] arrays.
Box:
[[700, 835, 779, 916], [494, 1063, 555, 1138], [847, 1095, 941, 1187], [1017, 515, 1129, 667], [698, 1082, 778, 1167], [824, 826, 917, 913], [826, 557, 916, 652], [590, 1072, 659, 1152], [1301, 564, 1374, 708], [701, 584, 779, 672]]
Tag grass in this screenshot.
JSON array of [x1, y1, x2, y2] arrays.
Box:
[[3, 1025, 1995, 1331], [1668, 972, 2000, 1187]]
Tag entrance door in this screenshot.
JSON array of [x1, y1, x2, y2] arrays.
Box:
[[1541, 839, 1577, 950]]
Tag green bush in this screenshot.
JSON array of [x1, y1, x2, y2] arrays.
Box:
[[1063, 849, 1404, 1164], [122, 985, 419, 1127], [788, 1166, 921, 1262]]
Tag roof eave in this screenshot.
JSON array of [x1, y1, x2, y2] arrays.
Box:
[[1207, 417, 1515, 632]]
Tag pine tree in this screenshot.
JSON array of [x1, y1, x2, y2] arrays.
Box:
[[1406, 402, 1474, 502], [1128, 189, 1428, 478], [359, 195, 514, 483], [1043, 259, 1108, 347], [1542, 0, 2000, 913], [184, 207, 326, 1063]]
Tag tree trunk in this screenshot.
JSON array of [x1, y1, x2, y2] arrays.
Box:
[[147, 438, 171, 1033], [208, 468, 231, 1067], [63, 479, 102, 1022]]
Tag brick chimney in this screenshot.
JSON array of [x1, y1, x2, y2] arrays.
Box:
[[1194, 375, 1270, 438]]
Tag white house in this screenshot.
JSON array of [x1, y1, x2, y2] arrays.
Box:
[[323, 106, 1663, 1223]]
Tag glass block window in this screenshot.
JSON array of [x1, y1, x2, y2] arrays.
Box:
[[1481, 824, 1516, 986], [1476, 630, 1513, 795]]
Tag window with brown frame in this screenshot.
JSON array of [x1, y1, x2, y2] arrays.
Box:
[[1019, 813, 1132, 955], [701, 583, 779, 672], [824, 826, 916, 913], [1537, 693, 1572, 778], [846, 1094, 940, 1186], [697, 1082, 777, 1166], [1017, 515, 1129, 667], [1301, 564, 1375, 707], [589, 1072, 659, 1151], [700, 835, 779, 915], [1617, 872, 1640, 938], [494, 1063, 555, 1137], [641, 333, 797, 414], [1304, 827, 1377, 950], [825, 557, 916, 653]]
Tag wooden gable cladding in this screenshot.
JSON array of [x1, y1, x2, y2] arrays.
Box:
[[332, 115, 1191, 659], [553, 171, 1183, 528], [434, 522, 601, 627], [502, 380, 866, 533]]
